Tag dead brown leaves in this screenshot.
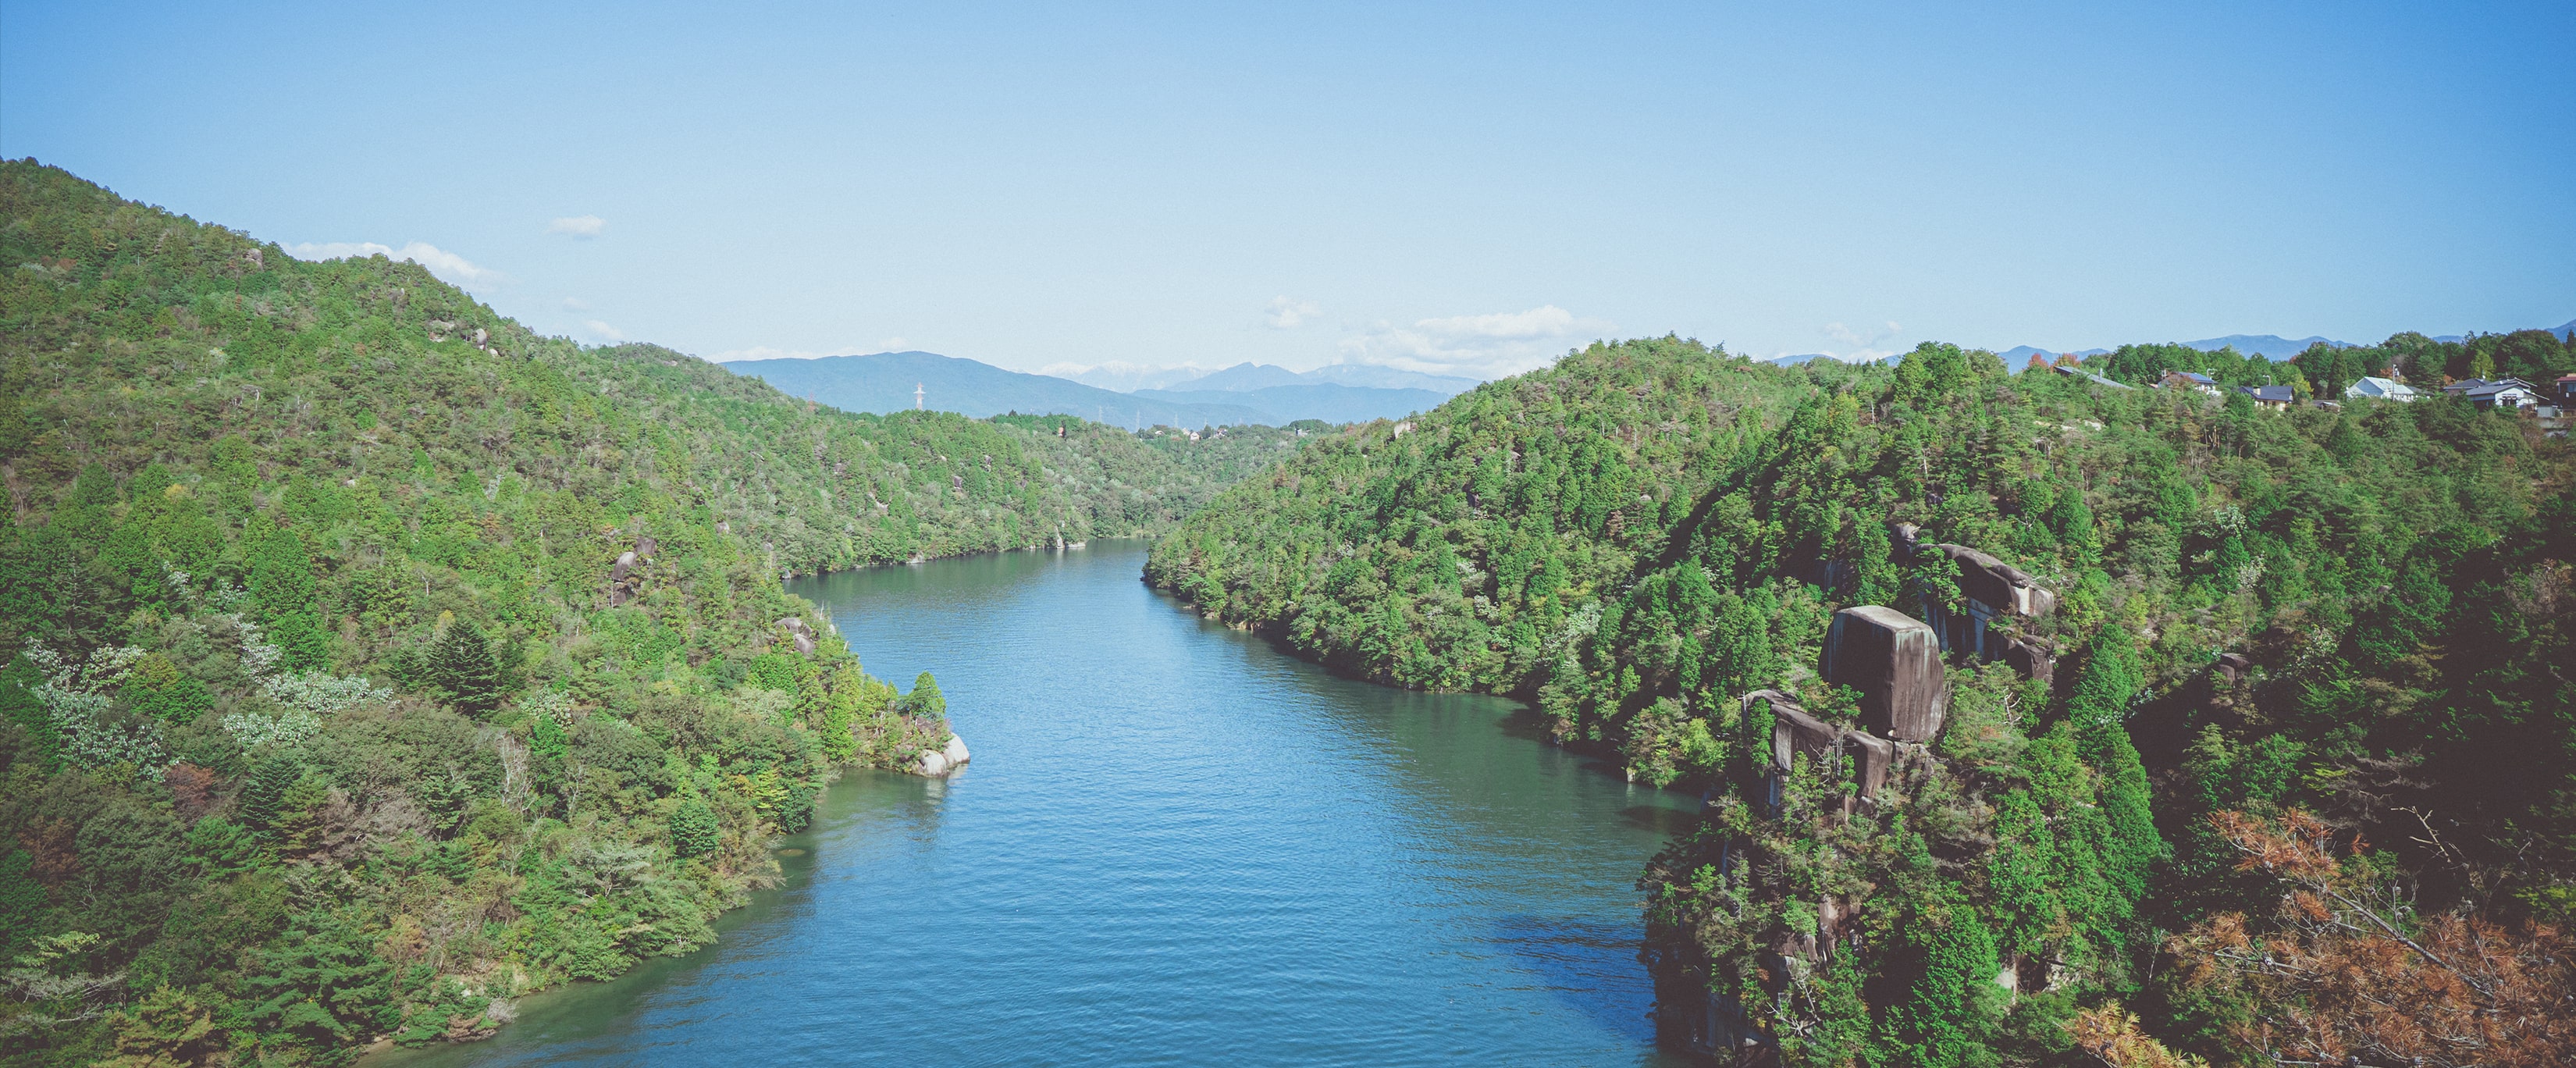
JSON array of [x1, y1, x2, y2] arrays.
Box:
[[2167, 809, 2576, 1068]]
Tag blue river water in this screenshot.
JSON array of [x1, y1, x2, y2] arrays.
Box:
[[377, 540, 1703, 1067]]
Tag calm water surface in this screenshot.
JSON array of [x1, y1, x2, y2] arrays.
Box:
[[380, 541, 1702, 1067]]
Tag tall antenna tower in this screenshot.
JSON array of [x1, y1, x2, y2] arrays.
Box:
[[915, 383, 925, 411]]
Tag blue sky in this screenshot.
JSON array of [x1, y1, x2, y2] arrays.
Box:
[[4, 2, 2569, 379]]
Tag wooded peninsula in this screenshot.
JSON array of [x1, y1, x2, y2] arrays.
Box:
[[1150, 333, 2574, 1066]]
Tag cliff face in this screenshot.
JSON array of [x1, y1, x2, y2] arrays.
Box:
[[1155, 334, 2576, 1064]]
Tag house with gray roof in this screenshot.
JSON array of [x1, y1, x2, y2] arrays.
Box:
[[2443, 378, 2542, 410], [2236, 384, 2294, 411]]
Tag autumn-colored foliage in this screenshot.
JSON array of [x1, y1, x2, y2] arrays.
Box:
[[2067, 1003, 2205, 1068], [158, 763, 219, 821], [2163, 810, 2576, 1068]]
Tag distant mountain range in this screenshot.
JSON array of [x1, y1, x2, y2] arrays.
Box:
[[1133, 383, 1453, 424], [1998, 345, 2112, 365], [1047, 362, 1212, 392], [1069, 359, 1483, 396], [2000, 336, 2347, 362], [2446, 319, 2576, 344], [2180, 334, 2350, 358], [1244, 362, 1483, 394], [721, 352, 1461, 427], [1996, 321, 2574, 364], [1767, 353, 1905, 367], [1131, 362, 1478, 423], [724, 351, 1267, 427]]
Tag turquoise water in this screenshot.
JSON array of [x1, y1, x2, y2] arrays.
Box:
[[379, 541, 1702, 1066]]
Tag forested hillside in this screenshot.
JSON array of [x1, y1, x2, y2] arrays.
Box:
[[0, 161, 1295, 1066], [1150, 336, 2576, 1065]]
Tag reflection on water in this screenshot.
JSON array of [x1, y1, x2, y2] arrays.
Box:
[[375, 541, 1703, 1068]]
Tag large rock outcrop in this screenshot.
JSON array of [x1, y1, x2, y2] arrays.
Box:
[[1688, 691, 1949, 1058], [607, 529, 660, 607], [1747, 689, 1901, 822], [1915, 539, 2060, 682], [1819, 607, 1948, 742], [774, 616, 818, 656], [915, 733, 971, 776]]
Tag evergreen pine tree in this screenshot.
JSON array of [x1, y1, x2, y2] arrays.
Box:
[[239, 750, 302, 840], [0, 848, 44, 959], [1891, 894, 2002, 1063], [273, 771, 332, 854], [2064, 627, 2167, 920], [670, 799, 719, 858], [249, 525, 329, 671], [427, 620, 509, 717], [0, 654, 59, 767], [2065, 626, 2141, 735], [531, 710, 568, 764], [2050, 490, 2101, 568], [104, 984, 220, 1066], [817, 666, 859, 764], [902, 671, 945, 720], [2088, 717, 2167, 910], [1852, 514, 1897, 607], [240, 914, 396, 1055]]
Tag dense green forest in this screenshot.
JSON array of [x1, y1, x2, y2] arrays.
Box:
[[0, 161, 1301, 1066], [1151, 335, 2576, 1065]]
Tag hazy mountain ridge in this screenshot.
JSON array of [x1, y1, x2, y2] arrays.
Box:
[[1133, 383, 1450, 425], [1178, 361, 1482, 396], [1998, 344, 2112, 364], [725, 351, 1467, 426], [1045, 361, 1215, 393], [1995, 336, 2339, 362], [1998, 322, 2574, 362], [723, 351, 1273, 428]]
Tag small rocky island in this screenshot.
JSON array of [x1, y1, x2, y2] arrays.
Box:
[[917, 732, 972, 776]]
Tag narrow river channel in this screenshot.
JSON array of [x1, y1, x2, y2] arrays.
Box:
[[378, 540, 1703, 1067]]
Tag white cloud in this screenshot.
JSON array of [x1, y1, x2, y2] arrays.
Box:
[[285, 241, 507, 294], [704, 340, 911, 361], [1038, 360, 1213, 392], [1415, 305, 1583, 340], [581, 319, 625, 343], [546, 215, 607, 238], [1806, 320, 1906, 364], [713, 346, 829, 361], [1336, 304, 1612, 379], [561, 297, 592, 312], [1265, 296, 1322, 329]]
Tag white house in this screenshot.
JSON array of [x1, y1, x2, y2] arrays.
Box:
[[2344, 376, 2420, 402], [2444, 378, 2542, 411]]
